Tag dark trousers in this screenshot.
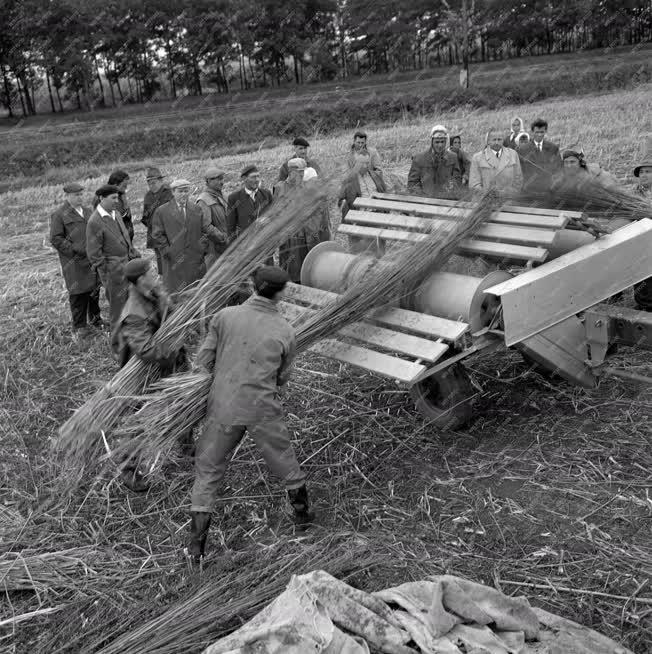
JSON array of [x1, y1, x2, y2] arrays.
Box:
[[69, 289, 101, 329]]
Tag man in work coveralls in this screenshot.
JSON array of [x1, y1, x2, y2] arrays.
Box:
[[187, 265, 314, 563]]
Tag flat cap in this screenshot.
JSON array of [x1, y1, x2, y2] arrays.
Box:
[[253, 265, 289, 296], [63, 182, 83, 193], [145, 166, 165, 180], [293, 137, 310, 147], [241, 164, 259, 178], [124, 258, 151, 283], [287, 157, 307, 170], [96, 184, 121, 198], [170, 178, 191, 189], [205, 167, 226, 179]]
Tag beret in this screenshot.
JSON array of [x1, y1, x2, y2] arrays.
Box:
[[145, 166, 165, 179], [253, 265, 289, 294], [170, 178, 191, 189], [241, 164, 259, 178], [63, 182, 83, 193], [293, 137, 310, 147], [287, 157, 307, 170], [562, 150, 583, 160], [124, 258, 151, 282], [353, 130, 367, 139], [95, 184, 121, 198], [205, 167, 226, 179]]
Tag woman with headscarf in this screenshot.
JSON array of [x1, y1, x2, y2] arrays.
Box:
[[503, 116, 525, 149], [448, 133, 472, 186]]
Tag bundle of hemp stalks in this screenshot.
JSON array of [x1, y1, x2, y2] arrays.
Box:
[[48, 536, 377, 654], [521, 178, 651, 222], [111, 191, 498, 469], [55, 183, 332, 477]]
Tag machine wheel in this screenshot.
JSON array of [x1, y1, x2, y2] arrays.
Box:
[[409, 364, 475, 430]]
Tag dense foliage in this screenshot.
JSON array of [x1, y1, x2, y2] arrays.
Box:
[[1, 0, 650, 116]]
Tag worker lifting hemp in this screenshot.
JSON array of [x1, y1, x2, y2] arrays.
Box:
[[186, 265, 314, 564], [111, 257, 191, 490]]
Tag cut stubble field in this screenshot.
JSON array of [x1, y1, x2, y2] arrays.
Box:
[[0, 87, 651, 652]]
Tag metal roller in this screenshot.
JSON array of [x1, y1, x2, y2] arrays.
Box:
[[408, 271, 512, 332], [300, 241, 376, 292], [301, 241, 511, 331]]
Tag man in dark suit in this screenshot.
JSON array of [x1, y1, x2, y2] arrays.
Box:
[[50, 182, 102, 336], [518, 118, 562, 194], [226, 165, 273, 241], [86, 184, 141, 333], [151, 178, 212, 295]]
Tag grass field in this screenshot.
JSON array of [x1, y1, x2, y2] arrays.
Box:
[[1, 86, 651, 652]]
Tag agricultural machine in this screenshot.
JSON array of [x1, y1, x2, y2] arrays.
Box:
[[280, 193, 652, 428]]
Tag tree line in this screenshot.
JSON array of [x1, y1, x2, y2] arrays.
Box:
[[1, 0, 650, 117]]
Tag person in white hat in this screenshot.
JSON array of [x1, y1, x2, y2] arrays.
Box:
[[407, 125, 462, 198], [151, 179, 209, 295]]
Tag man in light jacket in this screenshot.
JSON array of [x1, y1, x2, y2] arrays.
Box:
[[469, 128, 523, 197]]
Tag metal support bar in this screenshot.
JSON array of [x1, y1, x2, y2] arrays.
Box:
[[587, 304, 652, 351], [411, 336, 504, 385]]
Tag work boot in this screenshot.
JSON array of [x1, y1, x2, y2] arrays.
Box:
[[185, 511, 211, 567], [119, 465, 150, 492], [287, 485, 316, 528]]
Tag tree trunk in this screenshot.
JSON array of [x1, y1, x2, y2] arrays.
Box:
[[55, 84, 64, 112], [221, 62, 229, 92], [45, 69, 56, 112], [167, 42, 176, 99], [238, 47, 245, 89], [108, 73, 116, 106], [76, 88, 82, 110], [95, 62, 105, 106], [293, 54, 300, 84], [192, 56, 202, 95], [126, 74, 133, 99], [114, 65, 124, 101], [1, 65, 14, 117], [248, 56, 256, 87], [20, 75, 35, 115], [16, 76, 27, 116]]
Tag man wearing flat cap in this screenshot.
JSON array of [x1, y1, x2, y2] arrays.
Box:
[[50, 182, 103, 336], [274, 158, 331, 281], [408, 125, 462, 198], [141, 167, 173, 274], [86, 184, 141, 332], [278, 137, 321, 182], [151, 179, 210, 295], [197, 168, 229, 269], [187, 265, 314, 564], [226, 165, 273, 241], [112, 257, 190, 491]]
